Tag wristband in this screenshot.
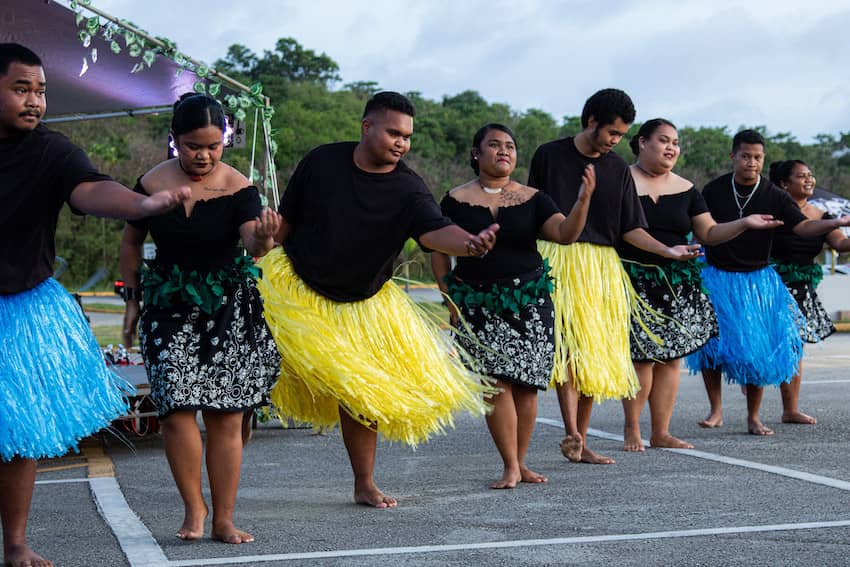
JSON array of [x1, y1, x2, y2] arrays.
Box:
[[121, 287, 141, 301]]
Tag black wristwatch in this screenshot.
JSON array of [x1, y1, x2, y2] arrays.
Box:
[[121, 287, 141, 301]]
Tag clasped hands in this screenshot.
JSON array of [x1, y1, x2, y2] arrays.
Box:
[[465, 223, 500, 257]]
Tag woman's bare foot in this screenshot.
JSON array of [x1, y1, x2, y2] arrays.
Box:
[[4, 544, 53, 567], [650, 433, 693, 449], [354, 483, 398, 508], [176, 504, 208, 540], [519, 466, 548, 484], [211, 520, 255, 544], [697, 412, 723, 428], [580, 447, 615, 465], [748, 420, 774, 436], [491, 468, 521, 489], [623, 425, 645, 452], [559, 435, 583, 462], [782, 410, 817, 425]]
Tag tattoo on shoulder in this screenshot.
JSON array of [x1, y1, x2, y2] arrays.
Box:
[[203, 186, 229, 192]]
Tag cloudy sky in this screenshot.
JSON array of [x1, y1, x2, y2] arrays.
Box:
[[91, 0, 850, 142]]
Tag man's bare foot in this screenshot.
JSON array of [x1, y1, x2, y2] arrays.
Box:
[[782, 411, 817, 425], [559, 435, 583, 462], [697, 413, 723, 428], [623, 425, 645, 452], [519, 466, 548, 484], [176, 504, 208, 540], [4, 544, 53, 567], [580, 447, 615, 465], [490, 468, 521, 489], [211, 521, 255, 544], [354, 484, 398, 508], [650, 433, 693, 449], [748, 420, 774, 436]]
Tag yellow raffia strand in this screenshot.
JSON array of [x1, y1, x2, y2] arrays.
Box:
[[537, 241, 644, 401], [256, 248, 492, 446]]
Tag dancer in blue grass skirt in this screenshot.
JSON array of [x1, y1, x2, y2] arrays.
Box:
[[0, 44, 189, 567], [769, 159, 850, 425], [687, 130, 850, 436]]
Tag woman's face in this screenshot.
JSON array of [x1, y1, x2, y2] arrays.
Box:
[[783, 163, 816, 200], [639, 124, 680, 172], [474, 129, 516, 178], [175, 124, 224, 177]]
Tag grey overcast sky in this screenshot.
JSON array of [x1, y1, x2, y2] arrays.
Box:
[[90, 0, 850, 142]]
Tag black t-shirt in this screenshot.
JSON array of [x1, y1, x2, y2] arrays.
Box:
[[280, 142, 452, 301], [128, 182, 262, 270], [441, 191, 560, 281], [0, 124, 111, 294], [702, 173, 807, 271], [527, 137, 647, 246], [772, 212, 833, 265], [619, 187, 708, 265]]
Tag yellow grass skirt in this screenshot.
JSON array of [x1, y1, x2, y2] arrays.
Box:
[[537, 241, 640, 400], [256, 248, 490, 445]]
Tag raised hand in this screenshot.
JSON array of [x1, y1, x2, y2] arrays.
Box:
[[253, 207, 282, 241], [139, 186, 192, 216], [743, 214, 783, 230], [577, 164, 596, 203], [666, 243, 703, 261]]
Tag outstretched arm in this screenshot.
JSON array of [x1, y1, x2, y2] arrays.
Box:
[[539, 164, 595, 244], [691, 212, 783, 245], [69, 180, 190, 220], [622, 227, 702, 261], [793, 215, 850, 238], [826, 226, 850, 252], [419, 223, 500, 257]]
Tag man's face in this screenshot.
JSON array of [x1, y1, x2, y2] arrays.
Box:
[[360, 109, 413, 166], [731, 142, 765, 184], [587, 116, 630, 155], [0, 63, 46, 137]]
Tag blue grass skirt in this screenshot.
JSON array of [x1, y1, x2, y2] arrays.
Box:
[[686, 266, 804, 386], [0, 279, 131, 461]]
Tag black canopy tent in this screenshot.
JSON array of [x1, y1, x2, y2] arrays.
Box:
[[0, 0, 279, 204]]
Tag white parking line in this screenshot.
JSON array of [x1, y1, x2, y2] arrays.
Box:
[[34, 478, 92, 485], [802, 379, 850, 384], [537, 418, 850, 491], [167, 519, 850, 566]]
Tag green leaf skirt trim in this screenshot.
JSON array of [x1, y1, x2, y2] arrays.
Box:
[[142, 255, 261, 315], [446, 260, 554, 316], [770, 260, 823, 287], [622, 258, 706, 294]]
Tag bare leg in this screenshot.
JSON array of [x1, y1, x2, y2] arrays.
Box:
[[648, 359, 692, 449], [512, 385, 546, 484], [203, 411, 253, 544], [338, 408, 396, 508], [698, 367, 724, 428], [746, 385, 774, 435], [622, 362, 652, 452], [1, 458, 53, 567], [780, 361, 816, 424], [484, 380, 521, 489], [160, 411, 208, 540], [555, 374, 582, 462], [578, 395, 614, 464]]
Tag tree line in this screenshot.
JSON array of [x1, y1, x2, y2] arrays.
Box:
[[51, 37, 850, 288]]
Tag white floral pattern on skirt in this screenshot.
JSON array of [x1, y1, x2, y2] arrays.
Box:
[[786, 281, 835, 343]]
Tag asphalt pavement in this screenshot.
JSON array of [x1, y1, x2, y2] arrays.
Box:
[[16, 327, 850, 566]]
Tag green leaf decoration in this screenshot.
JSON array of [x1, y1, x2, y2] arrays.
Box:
[[234, 108, 247, 121], [225, 94, 238, 109], [86, 16, 99, 33], [128, 44, 142, 57], [77, 30, 90, 45], [124, 31, 136, 47], [75, 12, 84, 26], [174, 68, 183, 78], [80, 0, 92, 5], [208, 82, 221, 96], [250, 82, 263, 96], [193, 81, 207, 94], [71, 1, 78, 10], [142, 50, 156, 67], [196, 65, 209, 78], [110, 40, 121, 54]]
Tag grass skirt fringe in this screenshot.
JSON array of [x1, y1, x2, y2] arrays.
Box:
[[0, 279, 131, 461], [686, 266, 804, 386], [257, 248, 491, 446], [537, 241, 640, 400]]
